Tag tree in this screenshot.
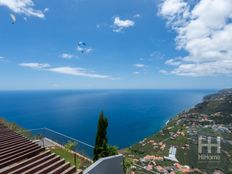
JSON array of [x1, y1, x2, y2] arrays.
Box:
[[94, 111, 118, 161], [106, 145, 118, 156], [123, 157, 134, 174], [64, 140, 77, 151], [64, 141, 78, 167]]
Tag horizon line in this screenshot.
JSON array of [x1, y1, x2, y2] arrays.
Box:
[[0, 88, 220, 91]]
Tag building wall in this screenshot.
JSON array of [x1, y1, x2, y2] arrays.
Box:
[[83, 154, 124, 174]]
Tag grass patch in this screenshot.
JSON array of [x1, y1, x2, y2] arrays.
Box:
[[50, 146, 92, 170]]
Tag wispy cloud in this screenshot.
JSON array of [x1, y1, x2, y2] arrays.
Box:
[[48, 67, 110, 79], [112, 17, 135, 32], [0, 56, 5, 62], [19, 62, 113, 79], [165, 58, 182, 66], [159, 0, 232, 76], [76, 46, 93, 53], [133, 64, 146, 68], [159, 70, 169, 75], [0, 0, 46, 18], [19, 63, 51, 69], [133, 71, 140, 75], [133, 64, 147, 75], [133, 14, 141, 18], [44, 8, 49, 13], [150, 51, 165, 60], [60, 53, 77, 59], [96, 23, 108, 29]]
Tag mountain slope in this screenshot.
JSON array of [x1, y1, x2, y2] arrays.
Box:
[[125, 89, 232, 174]]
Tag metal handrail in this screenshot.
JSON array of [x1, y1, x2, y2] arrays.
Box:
[[16, 127, 94, 160], [45, 128, 94, 148], [16, 127, 94, 148]]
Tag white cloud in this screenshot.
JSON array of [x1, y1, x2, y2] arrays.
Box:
[[150, 51, 165, 60], [96, 23, 108, 29], [159, 0, 232, 76], [133, 64, 146, 68], [170, 60, 232, 76], [165, 58, 182, 66], [44, 8, 49, 13], [0, 0, 45, 18], [19, 62, 112, 79], [113, 17, 135, 32], [19, 63, 50, 69], [48, 67, 110, 79], [159, 0, 188, 18], [85, 48, 93, 53], [133, 71, 140, 75], [77, 46, 93, 53], [133, 14, 141, 18], [160, 70, 169, 75], [60, 53, 75, 59], [0, 56, 5, 61]]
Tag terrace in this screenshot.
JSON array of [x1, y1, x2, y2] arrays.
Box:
[[0, 121, 126, 174], [0, 123, 83, 173], [16, 127, 94, 169]]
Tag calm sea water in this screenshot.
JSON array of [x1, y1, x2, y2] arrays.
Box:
[[0, 89, 215, 148]]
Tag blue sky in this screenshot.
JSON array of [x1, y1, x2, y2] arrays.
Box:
[[0, 0, 232, 89]]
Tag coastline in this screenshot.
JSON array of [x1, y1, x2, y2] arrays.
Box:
[[165, 119, 169, 126], [124, 89, 232, 173]]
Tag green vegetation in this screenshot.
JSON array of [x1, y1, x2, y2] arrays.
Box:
[[51, 147, 80, 167], [123, 157, 134, 174], [0, 118, 32, 138], [125, 89, 232, 173], [106, 145, 118, 156], [64, 140, 77, 151], [50, 146, 91, 169], [50, 141, 92, 170], [193, 89, 232, 124], [93, 111, 118, 161]]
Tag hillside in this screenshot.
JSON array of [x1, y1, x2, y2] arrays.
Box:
[[192, 89, 232, 124], [124, 89, 232, 174]]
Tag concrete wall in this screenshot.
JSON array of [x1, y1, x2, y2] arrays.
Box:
[[83, 154, 124, 174]]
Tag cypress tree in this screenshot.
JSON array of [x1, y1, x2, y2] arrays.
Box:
[[94, 111, 109, 161], [93, 111, 118, 161]]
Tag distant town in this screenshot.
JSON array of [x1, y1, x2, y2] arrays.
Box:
[[124, 89, 232, 174]]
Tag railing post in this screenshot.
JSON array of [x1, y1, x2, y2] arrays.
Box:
[[74, 152, 77, 167], [42, 137, 45, 148], [80, 158, 83, 169]]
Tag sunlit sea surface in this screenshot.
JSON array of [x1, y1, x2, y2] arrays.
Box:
[[0, 89, 215, 148]]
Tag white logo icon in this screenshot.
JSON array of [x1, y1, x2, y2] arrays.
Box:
[[198, 136, 221, 154]]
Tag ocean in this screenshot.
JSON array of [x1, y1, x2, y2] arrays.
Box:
[[0, 89, 215, 148]]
